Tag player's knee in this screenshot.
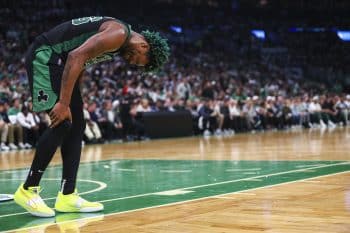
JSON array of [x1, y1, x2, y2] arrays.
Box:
[[36, 119, 72, 147], [58, 119, 72, 134]]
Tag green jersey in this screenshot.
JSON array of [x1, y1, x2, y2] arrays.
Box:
[[34, 16, 131, 67]]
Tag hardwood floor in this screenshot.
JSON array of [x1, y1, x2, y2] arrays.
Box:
[[74, 172, 350, 233], [1, 127, 349, 232]]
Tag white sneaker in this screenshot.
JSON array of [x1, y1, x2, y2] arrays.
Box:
[[328, 121, 336, 129], [9, 143, 18, 150], [24, 143, 32, 149], [215, 129, 222, 136], [203, 130, 211, 137], [18, 142, 26, 150], [222, 130, 229, 136], [14, 184, 55, 217], [0, 142, 9, 151], [228, 129, 235, 135]]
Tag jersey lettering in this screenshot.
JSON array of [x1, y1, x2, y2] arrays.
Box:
[[72, 17, 103, 25], [84, 53, 115, 67]]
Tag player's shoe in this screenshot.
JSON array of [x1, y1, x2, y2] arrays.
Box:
[[55, 190, 104, 213], [14, 184, 55, 217]]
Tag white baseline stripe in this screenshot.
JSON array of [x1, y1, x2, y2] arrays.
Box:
[[160, 170, 192, 173], [117, 168, 136, 172], [295, 164, 326, 168], [226, 168, 261, 172], [0, 162, 107, 174]]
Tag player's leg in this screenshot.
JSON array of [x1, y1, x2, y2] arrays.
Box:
[[14, 120, 71, 217], [22, 47, 71, 189], [59, 84, 84, 195], [55, 84, 103, 213], [23, 121, 71, 188], [14, 46, 67, 217]]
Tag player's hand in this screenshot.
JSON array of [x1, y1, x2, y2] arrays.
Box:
[[49, 102, 72, 128]]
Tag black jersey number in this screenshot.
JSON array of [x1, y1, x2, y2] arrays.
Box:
[[72, 17, 103, 25]]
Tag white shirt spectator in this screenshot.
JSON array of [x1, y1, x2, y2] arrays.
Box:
[[345, 96, 350, 109], [17, 112, 38, 129], [136, 105, 151, 112], [8, 115, 18, 124], [107, 110, 115, 122], [148, 90, 160, 103], [176, 81, 191, 99], [229, 103, 240, 117], [335, 100, 347, 110], [83, 108, 90, 120], [308, 101, 322, 113], [290, 103, 299, 116]]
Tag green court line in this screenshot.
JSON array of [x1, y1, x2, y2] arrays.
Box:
[[0, 160, 350, 232]]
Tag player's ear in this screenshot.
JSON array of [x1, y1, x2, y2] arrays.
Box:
[[140, 42, 149, 49], [137, 42, 149, 55]]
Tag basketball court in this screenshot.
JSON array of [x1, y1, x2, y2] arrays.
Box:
[[0, 128, 349, 232]]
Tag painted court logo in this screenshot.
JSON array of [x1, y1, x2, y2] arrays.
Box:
[[38, 90, 49, 103]]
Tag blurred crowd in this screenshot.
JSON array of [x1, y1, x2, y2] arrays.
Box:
[[1, 0, 350, 151]]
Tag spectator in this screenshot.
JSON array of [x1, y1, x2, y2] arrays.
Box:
[[83, 103, 103, 144], [17, 106, 39, 148], [176, 79, 191, 100], [136, 99, 152, 113], [212, 100, 224, 135], [0, 114, 9, 151], [334, 95, 348, 126], [229, 99, 246, 132], [198, 99, 215, 136], [282, 99, 293, 129], [119, 94, 134, 141], [99, 99, 122, 141], [1, 3, 350, 142], [220, 98, 234, 135], [309, 96, 326, 128], [1, 100, 25, 150], [291, 97, 310, 128], [130, 98, 152, 140], [320, 95, 337, 128]]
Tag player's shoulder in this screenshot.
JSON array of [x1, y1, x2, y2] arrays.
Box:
[[102, 17, 129, 28], [101, 18, 129, 34], [101, 18, 131, 40]]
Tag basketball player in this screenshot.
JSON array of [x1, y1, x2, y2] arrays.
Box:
[[14, 16, 170, 217]]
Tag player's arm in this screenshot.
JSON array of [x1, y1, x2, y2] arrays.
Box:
[[49, 22, 128, 127], [60, 24, 127, 106]]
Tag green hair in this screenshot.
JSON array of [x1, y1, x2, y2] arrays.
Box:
[[141, 30, 170, 72]]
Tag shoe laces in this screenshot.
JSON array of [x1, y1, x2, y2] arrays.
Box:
[[72, 190, 86, 203], [28, 186, 43, 195], [26, 187, 46, 208]]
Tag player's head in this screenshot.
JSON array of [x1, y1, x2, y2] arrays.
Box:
[[121, 30, 170, 72]]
